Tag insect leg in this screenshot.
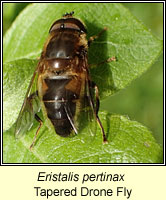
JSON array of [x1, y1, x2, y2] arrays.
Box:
[[88, 80, 108, 143], [89, 56, 116, 69], [88, 27, 116, 67], [93, 82, 108, 143], [88, 27, 107, 46], [30, 114, 43, 150]]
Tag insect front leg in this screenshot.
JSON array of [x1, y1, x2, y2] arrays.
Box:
[[30, 114, 43, 150], [88, 27, 108, 46]]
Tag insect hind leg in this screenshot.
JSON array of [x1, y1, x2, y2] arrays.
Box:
[[30, 114, 43, 150], [93, 83, 108, 143], [88, 81, 108, 143]]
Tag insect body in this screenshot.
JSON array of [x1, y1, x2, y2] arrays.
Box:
[[15, 12, 109, 148]]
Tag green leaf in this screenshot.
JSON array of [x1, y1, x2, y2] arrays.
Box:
[[3, 3, 162, 163], [3, 113, 162, 163]]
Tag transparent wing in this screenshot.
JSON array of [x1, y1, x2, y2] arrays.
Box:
[[87, 78, 107, 143], [15, 66, 40, 138], [75, 72, 98, 143]]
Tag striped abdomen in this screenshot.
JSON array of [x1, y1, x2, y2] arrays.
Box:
[[43, 77, 80, 137]]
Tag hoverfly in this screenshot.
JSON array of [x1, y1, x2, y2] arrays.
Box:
[[15, 12, 115, 149]]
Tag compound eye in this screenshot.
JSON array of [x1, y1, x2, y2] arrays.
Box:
[[50, 22, 83, 33], [49, 18, 87, 33]]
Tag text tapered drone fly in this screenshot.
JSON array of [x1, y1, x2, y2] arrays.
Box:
[[15, 12, 115, 149]]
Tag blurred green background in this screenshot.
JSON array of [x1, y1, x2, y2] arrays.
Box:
[[3, 3, 163, 146]]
